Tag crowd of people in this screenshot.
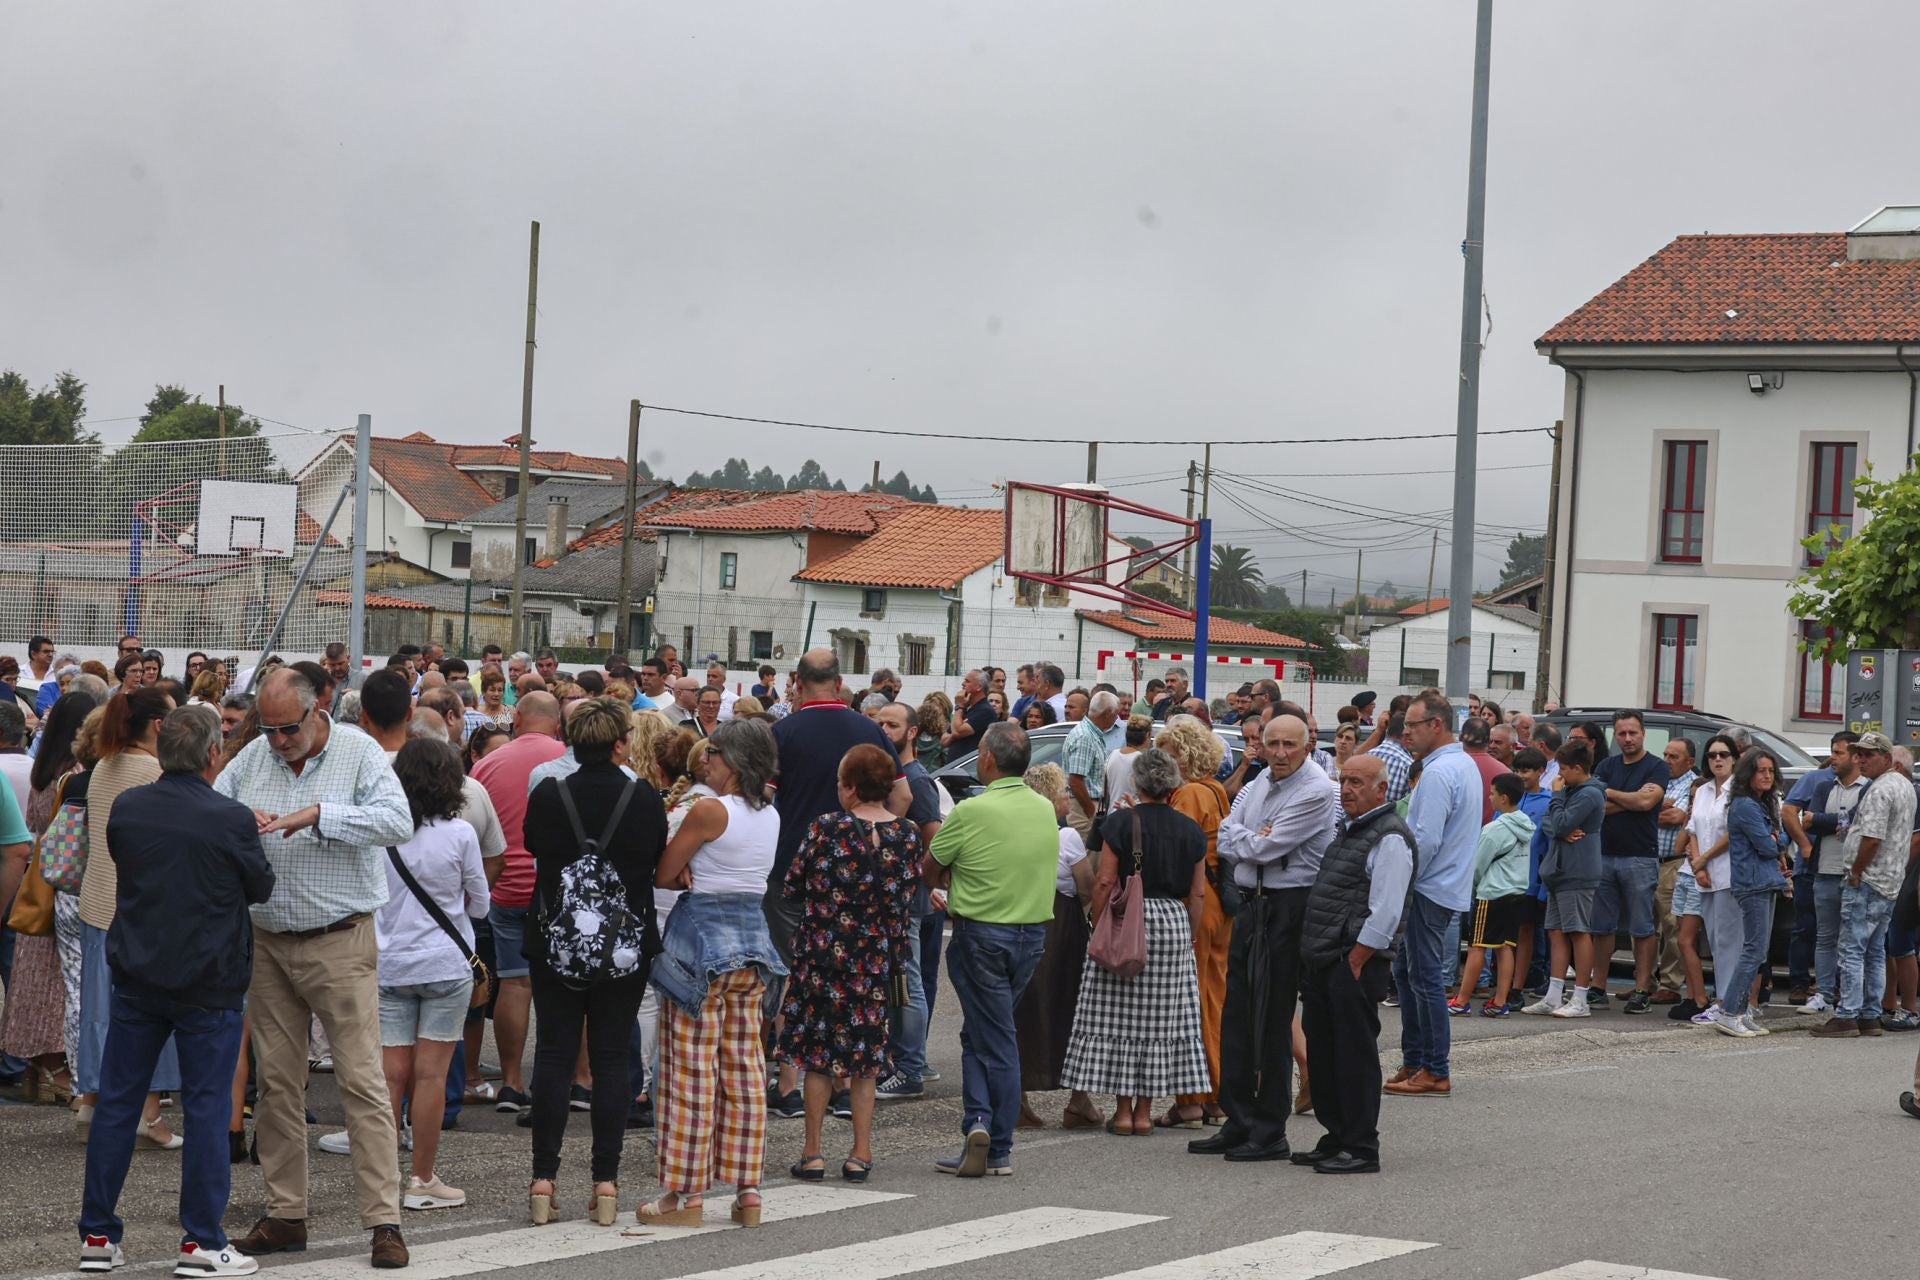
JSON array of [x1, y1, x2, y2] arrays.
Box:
[[5, 634, 1920, 1274]]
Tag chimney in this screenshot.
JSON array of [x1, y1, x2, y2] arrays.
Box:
[[1846, 206, 1920, 261], [545, 494, 570, 559]]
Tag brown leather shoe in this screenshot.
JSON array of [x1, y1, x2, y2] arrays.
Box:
[[1383, 1069, 1430, 1096], [371, 1225, 409, 1269], [1810, 1017, 1861, 1038], [233, 1217, 307, 1255], [1383, 1066, 1418, 1088], [1651, 988, 1682, 1005]]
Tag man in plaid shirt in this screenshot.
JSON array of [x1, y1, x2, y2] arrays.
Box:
[[1060, 691, 1120, 836], [1367, 713, 1415, 805], [214, 668, 414, 1269]]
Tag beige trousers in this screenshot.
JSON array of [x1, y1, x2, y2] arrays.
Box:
[[250, 916, 402, 1227]]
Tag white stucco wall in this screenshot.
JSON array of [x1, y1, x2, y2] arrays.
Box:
[[1547, 366, 1911, 731], [1365, 607, 1538, 694]]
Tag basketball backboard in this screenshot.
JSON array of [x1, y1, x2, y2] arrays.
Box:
[[197, 480, 296, 557]]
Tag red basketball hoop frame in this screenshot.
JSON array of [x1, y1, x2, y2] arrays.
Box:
[[1002, 481, 1201, 620]]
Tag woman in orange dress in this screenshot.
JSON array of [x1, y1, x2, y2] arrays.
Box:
[[1156, 716, 1232, 1128]]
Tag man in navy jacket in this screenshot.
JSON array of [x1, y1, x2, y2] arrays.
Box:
[[79, 705, 274, 1278]]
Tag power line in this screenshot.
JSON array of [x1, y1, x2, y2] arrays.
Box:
[[641, 402, 1552, 448]]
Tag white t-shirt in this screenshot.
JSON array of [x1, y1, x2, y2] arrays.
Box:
[[376, 817, 491, 987], [1055, 826, 1088, 895], [1105, 748, 1142, 808], [383, 748, 506, 861], [1687, 777, 1732, 892], [689, 794, 780, 895], [1, 752, 32, 817]]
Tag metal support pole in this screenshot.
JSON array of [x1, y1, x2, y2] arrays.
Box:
[[461, 575, 473, 658], [615, 400, 642, 656], [1086, 441, 1098, 484], [1193, 517, 1213, 701], [347, 414, 371, 690], [1182, 461, 1197, 609], [1445, 0, 1493, 700], [1351, 549, 1363, 639], [509, 220, 540, 651], [245, 481, 351, 694]]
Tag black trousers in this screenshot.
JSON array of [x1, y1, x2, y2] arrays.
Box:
[[1217, 887, 1308, 1150], [1300, 955, 1389, 1162], [529, 964, 649, 1182]]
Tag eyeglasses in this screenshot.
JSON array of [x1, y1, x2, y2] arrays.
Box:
[[1404, 716, 1441, 729], [119, 644, 142, 655], [1705, 750, 1734, 760], [262, 708, 311, 738]]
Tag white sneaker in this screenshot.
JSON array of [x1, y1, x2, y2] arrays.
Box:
[[318, 1126, 410, 1155], [1550, 1001, 1591, 1019], [1740, 1012, 1771, 1036], [1714, 1013, 1758, 1037], [79, 1236, 125, 1272], [308, 1056, 334, 1073], [1798, 993, 1833, 1014], [1520, 997, 1561, 1016], [403, 1173, 467, 1210], [174, 1244, 258, 1277]]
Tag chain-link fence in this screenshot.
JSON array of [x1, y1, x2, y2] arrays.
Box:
[[1, 431, 356, 660]]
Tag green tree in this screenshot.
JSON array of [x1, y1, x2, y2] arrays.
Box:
[[1135, 581, 1181, 607], [0, 369, 93, 445], [1211, 607, 1348, 677], [1258, 582, 1292, 610], [140, 384, 192, 428], [1789, 462, 1920, 660], [97, 391, 289, 548], [1500, 533, 1546, 586], [1208, 543, 1266, 609]]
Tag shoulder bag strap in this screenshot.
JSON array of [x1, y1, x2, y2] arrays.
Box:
[[385, 846, 481, 972], [595, 778, 638, 852], [555, 775, 590, 847], [1127, 804, 1144, 881]]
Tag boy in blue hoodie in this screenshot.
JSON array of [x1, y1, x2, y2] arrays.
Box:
[[1513, 748, 1554, 995], [1524, 741, 1608, 1018], [1450, 773, 1538, 1017]]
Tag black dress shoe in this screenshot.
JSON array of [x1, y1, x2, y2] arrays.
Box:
[[1186, 1132, 1239, 1155], [1899, 1091, 1920, 1120], [1223, 1140, 1290, 1163], [1313, 1150, 1381, 1174], [1288, 1147, 1337, 1166]]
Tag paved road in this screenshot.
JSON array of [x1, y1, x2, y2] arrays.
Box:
[[5, 991, 1916, 1280]]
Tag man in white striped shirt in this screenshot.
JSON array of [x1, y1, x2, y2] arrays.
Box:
[[214, 667, 414, 1269]]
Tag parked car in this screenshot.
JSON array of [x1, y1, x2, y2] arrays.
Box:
[[1534, 708, 1818, 785], [933, 721, 1248, 806]]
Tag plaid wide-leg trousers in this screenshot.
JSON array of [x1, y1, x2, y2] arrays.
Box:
[[656, 969, 768, 1194]]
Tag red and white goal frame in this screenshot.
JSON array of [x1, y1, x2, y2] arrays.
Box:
[[1094, 650, 1316, 715]]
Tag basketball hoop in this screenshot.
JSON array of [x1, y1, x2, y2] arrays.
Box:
[[1005, 479, 1217, 697]]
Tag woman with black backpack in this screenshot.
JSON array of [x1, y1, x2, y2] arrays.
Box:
[[522, 697, 667, 1226]]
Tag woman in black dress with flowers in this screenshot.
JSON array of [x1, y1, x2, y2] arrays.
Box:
[[779, 744, 920, 1182]]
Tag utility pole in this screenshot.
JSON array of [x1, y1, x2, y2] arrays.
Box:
[[347, 414, 371, 690], [1424, 528, 1440, 611], [1086, 442, 1098, 484], [1445, 0, 1493, 701], [1181, 461, 1198, 609], [615, 400, 642, 656], [1350, 549, 1363, 639], [508, 220, 540, 652], [871, 459, 881, 492], [217, 384, 227, 479], [1300, 569, 1307, 613], [1535, 419, 1563, 711]]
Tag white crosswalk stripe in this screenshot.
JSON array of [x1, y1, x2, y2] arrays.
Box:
[[1517, 1265, 1726, 1280], [249, 1186, 907, 1280], [679, 1205, 1164, 1280], [1094, 1230, 1435, 1280]]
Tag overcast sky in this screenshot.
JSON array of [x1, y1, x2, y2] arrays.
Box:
[[3, 2, 1910, 602]]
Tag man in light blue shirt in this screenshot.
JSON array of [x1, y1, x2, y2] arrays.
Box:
[[1385, 691, 1480, 1098]]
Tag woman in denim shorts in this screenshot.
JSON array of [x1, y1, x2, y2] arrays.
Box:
[[376, 739, 492, 1210]]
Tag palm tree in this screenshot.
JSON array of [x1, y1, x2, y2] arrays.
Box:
[[1208, 543, 1266, 609]]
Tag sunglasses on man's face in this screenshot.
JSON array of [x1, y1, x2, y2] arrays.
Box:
[[263, 709, 310, 738]]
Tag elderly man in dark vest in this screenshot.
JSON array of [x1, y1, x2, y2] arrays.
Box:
[[1294, 752, 1416, 1174]]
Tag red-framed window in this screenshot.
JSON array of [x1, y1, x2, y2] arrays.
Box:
[[1806, 442, 1858, 566], [1651, 613, 1697, 710], [1798, 621, 1841, 721], [1659, 440, 1708, 563]]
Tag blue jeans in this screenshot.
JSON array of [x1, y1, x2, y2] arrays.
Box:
[[1719, 891, 1775, 1017], [887, 916, 929, 1081], [1837, 884, 1896, 1022], [1813, 877, 1845, 999], [1788, 871, 1817, 986], [944, 919, 1045, 1160], [80, 990, 244, 1249], [919, 910, 947, 1030], [1391, 893, 1456, 1079]]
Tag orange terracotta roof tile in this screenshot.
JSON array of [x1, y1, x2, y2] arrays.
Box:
[[293, 509, 343, 547], [369, 438, 496, 522], [313, 589, 431, 611], [1537, 233, 1920, 346], [565, 489, 761, 554], [1075, 610, 1309, 649], [795, 506, 1004, 589], [647, 489, 919, 536]]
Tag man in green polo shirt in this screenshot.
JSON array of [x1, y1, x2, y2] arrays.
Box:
[[924, 722, 1056, 1177]]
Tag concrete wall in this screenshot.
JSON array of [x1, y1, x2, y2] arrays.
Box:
[[1548, 367, 1910, 731]]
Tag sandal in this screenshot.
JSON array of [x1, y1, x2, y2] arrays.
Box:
[[789, 1154, 826, 1182], [1153, 1106, 1204, 1130], [1104, 1116, 1137, 1137], [841, 1157, 873, 1184], [529, 1179, 560, 1225], [587, 1182, 619, 1227], [635, 1192, 702, 1227], [136, 1116, 183, 1150], [1061, 1106, 1105, 1130], [731, 1188, 761, 1228]]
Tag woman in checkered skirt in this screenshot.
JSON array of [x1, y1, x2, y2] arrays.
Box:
[[1059, 748, 1213, 1135]]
